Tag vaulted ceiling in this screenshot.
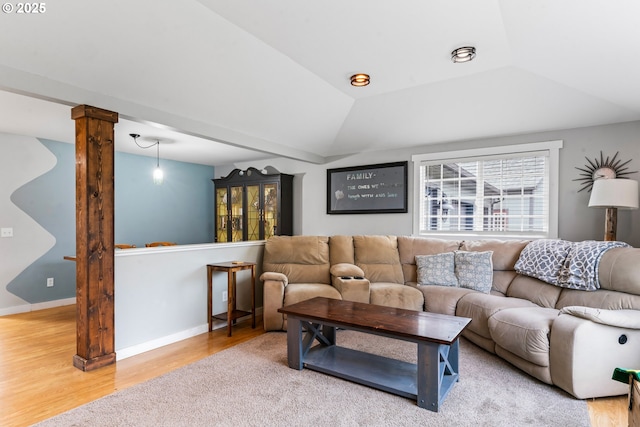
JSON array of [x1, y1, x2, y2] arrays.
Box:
[[1, 1, 639, 166]]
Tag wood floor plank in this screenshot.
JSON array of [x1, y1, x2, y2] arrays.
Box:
[[0, 305, 628, 427], [0, 305, 264, 427]]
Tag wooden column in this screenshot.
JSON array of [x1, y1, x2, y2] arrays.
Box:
[[71, 105, 118, 371]]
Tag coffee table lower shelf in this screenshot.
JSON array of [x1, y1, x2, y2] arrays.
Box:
[[304, 344, 459, 406], [279, 298, 470, 412]]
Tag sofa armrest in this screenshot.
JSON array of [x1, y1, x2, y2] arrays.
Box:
[[330, 263, 369, 303], [261, 272, 289, 331], [260, 271, 288, 286], [550, 310, 640, 399], [559, 306, 640, 329], [330, 263, 365, 278], [332, 276, 370, 304]]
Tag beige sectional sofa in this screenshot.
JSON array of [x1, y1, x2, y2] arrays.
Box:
[[260, 234, 640, 399]]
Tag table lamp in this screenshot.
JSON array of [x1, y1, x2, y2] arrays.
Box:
[[588, 178, 639, 241]]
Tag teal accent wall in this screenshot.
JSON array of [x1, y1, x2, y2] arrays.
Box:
[[115, 151, 215, 247], [4, 137, 214, 306]]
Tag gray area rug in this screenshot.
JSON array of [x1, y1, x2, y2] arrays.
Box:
[[36, 331, 589, 427]]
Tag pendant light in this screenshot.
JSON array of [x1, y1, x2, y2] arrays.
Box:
[[130, 133, 164, 185]]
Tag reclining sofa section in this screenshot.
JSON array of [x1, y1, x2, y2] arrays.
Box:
[[260, 235, 640, 400]]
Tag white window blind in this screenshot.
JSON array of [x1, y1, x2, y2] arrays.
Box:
[[412, 141, 562, 238]]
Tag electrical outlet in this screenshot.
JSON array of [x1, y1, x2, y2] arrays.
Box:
[[222, 291, 228, 302], [1, 227, 13, 238], [47, 277, 54, 287]]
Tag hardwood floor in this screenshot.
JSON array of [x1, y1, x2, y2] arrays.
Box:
[[0, 305, 629, 427], [0, 305, 264, 427]]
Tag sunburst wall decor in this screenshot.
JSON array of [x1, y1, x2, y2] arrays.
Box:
[[574, 151, 637, 192]]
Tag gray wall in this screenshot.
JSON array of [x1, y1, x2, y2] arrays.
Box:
[[222, 120, 640, 247], [4, 119, 639, 313], [0, 134, 215, 312]]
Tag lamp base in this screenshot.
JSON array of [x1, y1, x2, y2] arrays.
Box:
[[604, 207, 617, 241]]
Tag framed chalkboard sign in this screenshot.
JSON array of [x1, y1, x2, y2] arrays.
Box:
[[327, 161, 408, 214]]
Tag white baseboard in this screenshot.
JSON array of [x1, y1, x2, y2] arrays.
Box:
[[116, 307, 263, 361], [116, 324, 210, 361], [0, 297, 76, 316], [2, 299, 263, 361]]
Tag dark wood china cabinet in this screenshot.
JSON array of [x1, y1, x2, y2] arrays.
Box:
[[213, 167, 293, 242]]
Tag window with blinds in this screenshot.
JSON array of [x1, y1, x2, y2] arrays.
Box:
[[412, 141, 562, 238]]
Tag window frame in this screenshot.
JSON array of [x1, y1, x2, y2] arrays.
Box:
[[411, 140, 563, 239]]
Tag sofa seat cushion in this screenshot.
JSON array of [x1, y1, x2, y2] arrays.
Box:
[[418, 285, 475, 316], [456, 293, 538, 339], [283, 283, 342, 307], [370, 283, 424, 311], [489, 307, 559, 367]]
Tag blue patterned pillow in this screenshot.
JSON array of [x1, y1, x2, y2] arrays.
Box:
[[454, 251, 493, 293], [415, 252, 458, 287]]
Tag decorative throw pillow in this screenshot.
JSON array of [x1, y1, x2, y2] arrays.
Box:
[[415, 252, 458, 287], [454, 251, 493, 293]]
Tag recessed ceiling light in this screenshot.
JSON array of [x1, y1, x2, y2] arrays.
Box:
[[350, 73, 370, 87], [451, 46, 476, 63]]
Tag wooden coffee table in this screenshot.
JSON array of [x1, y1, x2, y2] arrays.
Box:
[[278, 297, 471, 412]]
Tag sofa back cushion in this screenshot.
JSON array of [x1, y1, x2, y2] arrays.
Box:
[[598, 247, 640, 296], [263, 235, 331, 284], [329, 235, 355, 265], [506, 275, 563, 308], [397, 236, 460, 283], [353, 235, 404, 284], [460, 239, 529, 295]]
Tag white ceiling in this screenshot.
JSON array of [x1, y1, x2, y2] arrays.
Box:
[[1, 1, 639, 166]]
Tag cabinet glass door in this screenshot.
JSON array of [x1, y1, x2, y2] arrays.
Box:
[[216, 188, 229, 242], [230, 186, 244, 242], [263, 183, 278, 239], [246, 184, 260, 240]]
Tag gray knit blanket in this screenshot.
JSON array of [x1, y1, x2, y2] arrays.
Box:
[[514, 239, 630, 291]]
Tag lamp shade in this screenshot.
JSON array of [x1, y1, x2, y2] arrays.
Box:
[[589, 179, 639, 209]]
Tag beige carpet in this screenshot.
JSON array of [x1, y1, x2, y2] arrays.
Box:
[[36, 331, 589, 427]]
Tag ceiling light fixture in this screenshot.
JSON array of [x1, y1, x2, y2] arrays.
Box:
[[130, 133, 164, 185], [350, 73, 370, 87], [451, 46, 476, 63]]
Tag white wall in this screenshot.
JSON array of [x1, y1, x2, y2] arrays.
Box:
[[221, 120, 640, 247], [114, 241, 263, 359]]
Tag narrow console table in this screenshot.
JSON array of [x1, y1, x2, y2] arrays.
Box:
[[206, 261, 256, 337]]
